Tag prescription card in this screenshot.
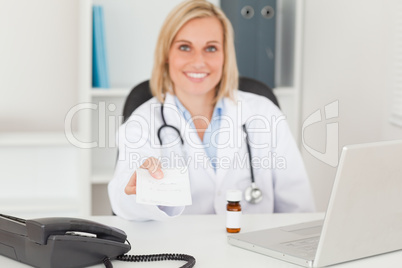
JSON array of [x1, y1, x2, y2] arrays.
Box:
[[136, 168, 192, 206]]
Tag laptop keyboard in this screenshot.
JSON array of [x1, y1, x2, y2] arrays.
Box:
[[281, 236, 320, 255]]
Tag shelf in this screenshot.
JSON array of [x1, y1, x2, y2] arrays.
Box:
[[91, 88, 131, 97], [0, 132, 73, 147]]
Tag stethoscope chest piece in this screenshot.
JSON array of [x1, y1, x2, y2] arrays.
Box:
[[244, 182, 263, 204]]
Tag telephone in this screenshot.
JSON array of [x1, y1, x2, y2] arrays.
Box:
[[0, 213, 195, 268]]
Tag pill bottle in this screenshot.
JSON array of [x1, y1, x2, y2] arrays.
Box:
[[226, 190, 242, 233]]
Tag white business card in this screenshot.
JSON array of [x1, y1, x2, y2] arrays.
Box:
[[136, 168, 192, 206]]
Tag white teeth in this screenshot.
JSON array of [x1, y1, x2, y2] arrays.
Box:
[[186, 72, 207, 79]]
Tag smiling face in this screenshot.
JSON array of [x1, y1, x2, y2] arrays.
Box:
[[168, 16, 224, 102]]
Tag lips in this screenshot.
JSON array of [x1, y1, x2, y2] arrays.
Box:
[[184, 72, 208, 79]]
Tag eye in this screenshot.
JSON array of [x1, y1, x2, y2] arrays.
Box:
[[205, 46, 217, 52], [179, 45, 190, 52]]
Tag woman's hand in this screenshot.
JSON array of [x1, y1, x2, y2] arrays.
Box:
[[124, 157, 164, 195]]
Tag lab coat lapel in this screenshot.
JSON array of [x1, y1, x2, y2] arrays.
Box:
[[156, 94, 187, 164], [163, 93, 186, 135], [215, 95, 244, 180]]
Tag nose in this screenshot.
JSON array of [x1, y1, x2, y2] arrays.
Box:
[[191, 50, 206, 69]]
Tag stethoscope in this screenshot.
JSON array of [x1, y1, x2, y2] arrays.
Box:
[[157, 104, 263, 204]]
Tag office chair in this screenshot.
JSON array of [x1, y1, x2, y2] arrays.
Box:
[[122, 77, 280, 122]]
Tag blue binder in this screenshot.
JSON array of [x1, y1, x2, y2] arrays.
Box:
[[221, 0, 276, 88], [92, 5, 110, 89]]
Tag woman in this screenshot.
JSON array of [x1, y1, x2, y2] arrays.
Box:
[[108, 0, 315, 221]]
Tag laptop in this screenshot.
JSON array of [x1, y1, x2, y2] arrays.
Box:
[[228, 140, 402, 267]]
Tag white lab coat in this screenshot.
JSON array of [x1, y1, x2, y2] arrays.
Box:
[[108, 91, 315, 221]]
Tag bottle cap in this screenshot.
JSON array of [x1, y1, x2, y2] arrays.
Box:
[[226, 189, 242, 202]]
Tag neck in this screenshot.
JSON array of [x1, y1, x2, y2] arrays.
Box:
[[175, 91, 216, 141], [175, 91, 215, 119]]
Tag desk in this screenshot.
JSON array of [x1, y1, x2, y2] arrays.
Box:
[[1, 213, 401, 267]]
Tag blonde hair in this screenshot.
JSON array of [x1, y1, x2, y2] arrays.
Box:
[[150, 0, 238, 103]]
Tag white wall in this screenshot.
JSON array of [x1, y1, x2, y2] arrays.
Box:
[[0, 0, 86, 217], [301, 0, 402, 211], [0, 0, 80, 132]]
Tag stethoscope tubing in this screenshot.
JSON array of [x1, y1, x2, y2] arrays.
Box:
[[242, 124, 255, 184], [158, 104, 183, 145]]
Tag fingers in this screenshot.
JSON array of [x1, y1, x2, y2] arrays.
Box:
[[124, 171, 137, 195], [124, 157, 164, 196], [140, 157, 164, 179]]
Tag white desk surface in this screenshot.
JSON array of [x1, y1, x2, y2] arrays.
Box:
[[1, 213, 402, 267]]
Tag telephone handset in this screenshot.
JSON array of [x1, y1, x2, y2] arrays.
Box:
[[0, 213, 195, 268]]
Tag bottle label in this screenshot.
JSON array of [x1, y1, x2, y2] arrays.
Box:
[[226, 211, 242, 229]]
